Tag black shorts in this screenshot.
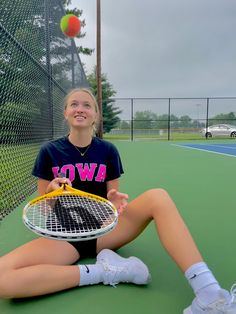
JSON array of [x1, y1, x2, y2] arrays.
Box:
[[68, 239, 97, 259]]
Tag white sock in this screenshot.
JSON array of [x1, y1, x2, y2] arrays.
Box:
[[185, 262, 222, 306], [78, 264, 104, 286]]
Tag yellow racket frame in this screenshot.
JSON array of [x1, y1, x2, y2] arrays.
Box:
[[23, 184, 118, 241], [27, 184, 117, 213]]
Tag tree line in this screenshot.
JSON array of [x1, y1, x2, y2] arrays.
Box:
[[117, 111, 236, 130]]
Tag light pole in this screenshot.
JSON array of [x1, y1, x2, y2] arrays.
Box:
[[96, 0, 103, 138]]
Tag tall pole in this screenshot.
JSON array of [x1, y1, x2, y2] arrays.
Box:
[[168, 98, 171, 141], [96, 0, 103, 138]]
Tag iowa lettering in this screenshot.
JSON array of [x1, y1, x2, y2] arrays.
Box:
[[52, 163, 106, 182]]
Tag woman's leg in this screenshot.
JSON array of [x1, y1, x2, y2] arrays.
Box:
[[0, 238, 151, 299], [0, 238, 80, 298], [98, 188, 202, 272], [98, 188, 236, 313]]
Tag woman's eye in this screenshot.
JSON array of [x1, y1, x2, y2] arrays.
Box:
[[84, 103, 91, 108], [68, 102, 91, 109], [70, 103, 77, 108]]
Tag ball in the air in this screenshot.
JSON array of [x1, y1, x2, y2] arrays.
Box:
[[60, 14, 81, 37]]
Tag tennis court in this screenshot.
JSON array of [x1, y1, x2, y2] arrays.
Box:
[[1, 140, 235, 314], [175, 142, 236, 157]]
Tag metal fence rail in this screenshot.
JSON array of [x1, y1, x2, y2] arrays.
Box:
[[107, 97, 236, 141]]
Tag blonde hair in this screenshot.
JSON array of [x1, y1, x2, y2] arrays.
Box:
[[64, 88, 100, 134]]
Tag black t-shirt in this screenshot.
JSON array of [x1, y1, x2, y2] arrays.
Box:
[[32, 136, 124, 198]]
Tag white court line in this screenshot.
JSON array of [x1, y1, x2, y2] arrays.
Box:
[[172, 144, 236, 158], [207, 144, 236, 150]]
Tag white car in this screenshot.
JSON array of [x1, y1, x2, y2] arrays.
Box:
[[201, 124, 236, 138]]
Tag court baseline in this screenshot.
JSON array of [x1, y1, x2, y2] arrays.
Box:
[[174, 143, 236, 157]]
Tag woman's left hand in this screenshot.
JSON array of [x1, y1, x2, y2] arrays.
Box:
[[107, 189, 129, 214]]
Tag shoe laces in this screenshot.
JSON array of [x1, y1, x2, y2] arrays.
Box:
[[230, 283, 236, 304], [215, 284, 236, 311], [205, 284, 236, 312], [99, 260, 127, 287]]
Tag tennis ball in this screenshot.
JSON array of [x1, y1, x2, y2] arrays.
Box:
[[60, 14, 81, 38]]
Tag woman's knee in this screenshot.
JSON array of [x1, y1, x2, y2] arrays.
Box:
[[145, 188, 171, 203], [146, 188, 169, 197], [144, 188, 177, 215]]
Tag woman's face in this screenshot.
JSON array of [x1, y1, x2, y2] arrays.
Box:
[[64, 91, 98, 131]]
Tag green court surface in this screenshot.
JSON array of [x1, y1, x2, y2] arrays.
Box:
[[0, 140, 235, 314]]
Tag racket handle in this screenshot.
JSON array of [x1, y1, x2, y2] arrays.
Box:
[[58, 172, 67, 190], [58, 172, 66, 178]]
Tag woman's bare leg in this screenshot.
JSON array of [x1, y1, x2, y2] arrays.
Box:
[[98, 188, 202, 272], [0, 188, 203, 298], [0, 238, 80, 298]]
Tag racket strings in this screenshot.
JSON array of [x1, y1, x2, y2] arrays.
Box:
[[28, 194, 116, 235], [51, 197, 102, 232]]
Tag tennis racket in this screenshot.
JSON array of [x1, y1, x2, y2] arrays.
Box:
[[23, 184, 118, 241]]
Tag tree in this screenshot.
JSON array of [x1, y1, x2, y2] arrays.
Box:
[[179, 115, 192, 128], [133, 112, 181, 130], [156, 114, 178, 129], [87, 67, 122, 133], [209, 112, 236, 125], [133, 111, 158, 129], [120, 120, 131, 129], [0, 0, 92, 144], [63, 0, 94, 56]]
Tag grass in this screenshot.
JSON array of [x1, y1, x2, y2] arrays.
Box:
[[104, 132, 209, 141]]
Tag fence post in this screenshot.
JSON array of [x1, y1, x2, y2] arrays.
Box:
[[131, 98, 134, 141], [45, 0, 53, 139], [71, 40, 75, 88], [168, 98, 171, 140], [206, 98, 209, 139]]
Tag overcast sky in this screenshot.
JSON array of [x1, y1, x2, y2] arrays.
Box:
[[70, 0, 236, 100]]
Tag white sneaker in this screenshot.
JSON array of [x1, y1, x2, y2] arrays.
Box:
[[96, 249, 151, 286], [183, 284, 236, 314]]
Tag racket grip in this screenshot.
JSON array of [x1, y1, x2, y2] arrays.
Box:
[[58, 172, 66, 178], [58, 172, 67, 189]]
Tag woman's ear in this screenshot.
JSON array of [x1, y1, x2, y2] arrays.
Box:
[[94, 113, 99, 128], [64, 110, 68, 120]]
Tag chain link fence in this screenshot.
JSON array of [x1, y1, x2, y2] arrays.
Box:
[[1, 1, 236, 220], [106, 97, 236, 141], [0, 0, 88, 219]]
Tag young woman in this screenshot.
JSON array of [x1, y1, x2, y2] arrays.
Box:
[[0, 88, 235, 314]]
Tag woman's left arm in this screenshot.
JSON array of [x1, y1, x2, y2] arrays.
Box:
[[106, 179, 129, 214]]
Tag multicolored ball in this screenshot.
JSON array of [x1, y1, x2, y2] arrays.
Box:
[[60, 14, 81, 38]]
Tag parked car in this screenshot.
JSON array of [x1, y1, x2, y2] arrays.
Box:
[[201, 124, 236, 138]]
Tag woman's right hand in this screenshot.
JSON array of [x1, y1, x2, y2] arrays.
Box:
[[45, 177, 72, 194]]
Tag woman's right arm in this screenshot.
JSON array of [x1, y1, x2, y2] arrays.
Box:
[[38, 178, 51, 196]]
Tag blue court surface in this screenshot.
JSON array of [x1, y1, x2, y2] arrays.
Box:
[[175, 143, 236, 157]]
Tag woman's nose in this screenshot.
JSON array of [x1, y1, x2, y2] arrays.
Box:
[[75, 105, 83, 112]]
